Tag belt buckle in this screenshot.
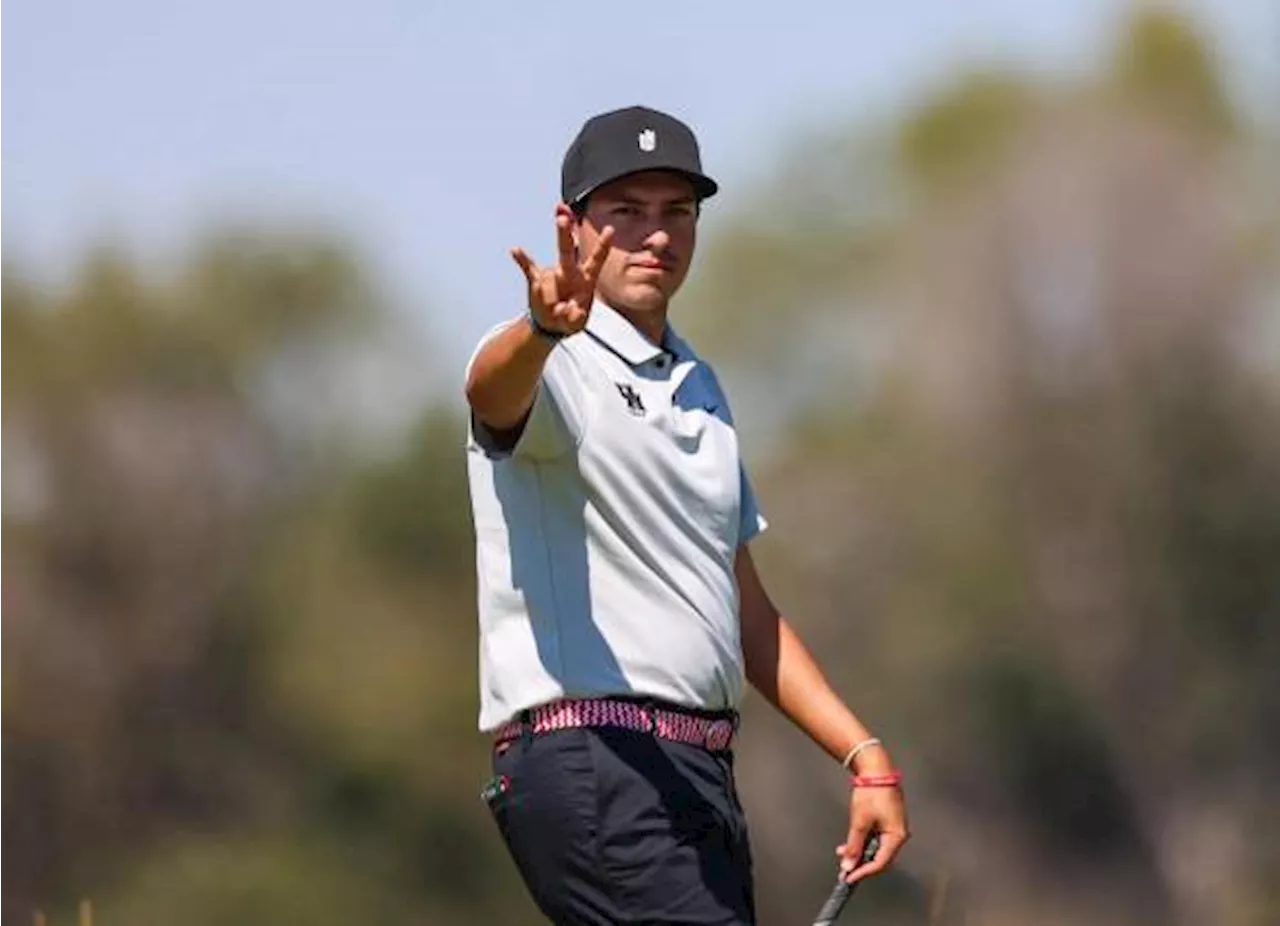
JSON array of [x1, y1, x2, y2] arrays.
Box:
[[638, 698, 659, 735], [708, 714, 734, 751]]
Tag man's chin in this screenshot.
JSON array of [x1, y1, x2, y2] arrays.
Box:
[[616, 282, 673, 313]]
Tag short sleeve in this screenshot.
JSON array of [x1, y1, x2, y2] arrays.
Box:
[[738, 464, 768, 547], [465, 318, 590, 461]]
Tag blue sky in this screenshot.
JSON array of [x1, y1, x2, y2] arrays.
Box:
[[5, 1, 1276, 377]]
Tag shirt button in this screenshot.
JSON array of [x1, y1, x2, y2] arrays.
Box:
[[655, 356, 667, 369]]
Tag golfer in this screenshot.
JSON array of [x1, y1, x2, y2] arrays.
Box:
[[464, 105, 909, 925]]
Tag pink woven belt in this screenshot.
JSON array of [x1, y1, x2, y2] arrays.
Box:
[[493, 698, 737, 752]]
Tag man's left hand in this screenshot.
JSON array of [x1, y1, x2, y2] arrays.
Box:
[[836, 767, 910, 883]]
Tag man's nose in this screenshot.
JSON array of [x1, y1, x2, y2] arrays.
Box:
[[645, 227, 671, 253]]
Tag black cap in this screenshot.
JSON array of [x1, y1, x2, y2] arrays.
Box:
[[561, 106, 719, 207]]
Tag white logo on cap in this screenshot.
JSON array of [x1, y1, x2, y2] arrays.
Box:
[[638, 129, 657, 152]]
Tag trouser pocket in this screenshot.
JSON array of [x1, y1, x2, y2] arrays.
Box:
[[479, 772, 513, 832], [485, 731, 604, 923]]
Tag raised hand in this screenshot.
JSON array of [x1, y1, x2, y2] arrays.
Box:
[[510, 203, 615, 336]]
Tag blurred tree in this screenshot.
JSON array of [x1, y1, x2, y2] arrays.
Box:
[[1110, 4, 1235, 137], [897, 70, 1035, 195], [1, 230, 534, 923], [686, 8, 1279, 926]]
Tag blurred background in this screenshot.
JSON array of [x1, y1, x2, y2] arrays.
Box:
[[4, 1, 1279, 923]]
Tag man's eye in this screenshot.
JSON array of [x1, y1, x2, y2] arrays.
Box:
[[612, 205, 640, 216]]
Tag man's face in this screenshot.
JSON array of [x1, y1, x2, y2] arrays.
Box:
[[576, 171, 698, 315]]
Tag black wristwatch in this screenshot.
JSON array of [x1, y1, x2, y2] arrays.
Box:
[[527, 313, 569, 344]]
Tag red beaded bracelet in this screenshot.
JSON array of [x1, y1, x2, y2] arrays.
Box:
[[850, 771, 904, 788]]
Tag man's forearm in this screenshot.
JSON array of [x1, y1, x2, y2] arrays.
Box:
[[745, 616, 894, 775], [736, 548, 909, 872], [465, 318, 556, 430]]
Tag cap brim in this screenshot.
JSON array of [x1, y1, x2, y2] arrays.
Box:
[[572, 167, 719, 205]]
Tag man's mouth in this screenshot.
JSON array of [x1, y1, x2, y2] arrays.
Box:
[[630, 258, 674, 272]]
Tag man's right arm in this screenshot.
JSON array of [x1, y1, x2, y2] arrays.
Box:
[[468, 204, 612, 443], [464, 318, 557, 431]]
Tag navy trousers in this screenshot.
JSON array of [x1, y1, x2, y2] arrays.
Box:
[[483, 720, 756, 925]]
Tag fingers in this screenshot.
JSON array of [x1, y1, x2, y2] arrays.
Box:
[[580, 225, 615, 286], [515, 204, 605, 327], [845, 828, 909, 884], [515, 205, 575, 283], [837, 822, 874, 882], [510, 248, 538, 285], [555, 211, 576, 272]]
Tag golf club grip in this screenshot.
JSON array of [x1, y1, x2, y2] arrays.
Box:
[[812, 880, 853, 926], [811, 833, 880, 926]]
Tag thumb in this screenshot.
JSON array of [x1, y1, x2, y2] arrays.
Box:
[[510, 248, 538, 285]]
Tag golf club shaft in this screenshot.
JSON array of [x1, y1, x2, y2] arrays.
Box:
[[811, 834, 880, 925]]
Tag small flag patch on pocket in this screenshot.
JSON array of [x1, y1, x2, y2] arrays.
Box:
[[479, 774, 511, 805]]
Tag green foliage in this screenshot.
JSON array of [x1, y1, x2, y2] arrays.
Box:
[[969, 656, 1137, 856], [180, 230, 374, 348], [98, 832, 412, 926], [348, 408, 475, 580], [1, 226, 504, 924], [897, 70, 1035, 194], [1110, 6, 1235, 137], [1, 274, 42, 403]]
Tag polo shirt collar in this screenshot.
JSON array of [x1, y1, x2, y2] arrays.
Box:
[[661, 325, 698, 363], [586, 299, 665, 366]]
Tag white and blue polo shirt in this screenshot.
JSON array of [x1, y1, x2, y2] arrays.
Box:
[[465, 300, 767, 731]]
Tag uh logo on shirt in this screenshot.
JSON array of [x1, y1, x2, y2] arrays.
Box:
[[613, 368, 725, 422], [614, 382, 646, 417]]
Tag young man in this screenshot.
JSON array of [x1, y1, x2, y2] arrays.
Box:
[[464, 105, 909, 925]]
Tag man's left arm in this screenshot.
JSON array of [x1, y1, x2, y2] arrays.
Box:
[[736, 545, 911, 883]]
